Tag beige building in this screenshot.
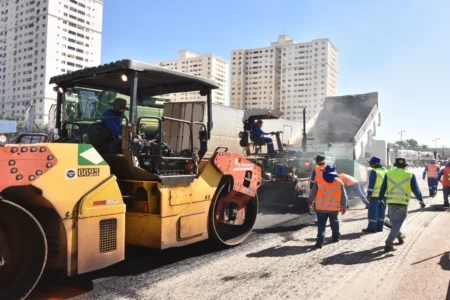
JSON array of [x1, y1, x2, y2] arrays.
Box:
[[0, 0, 103, 123], [152, 49, 228, 105], [230, 35, 338, 121]]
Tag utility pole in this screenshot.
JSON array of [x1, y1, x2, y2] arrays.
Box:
[[398, 130, 405, 142], [432, 138, 441, 159], [432, 138, 441, 150]]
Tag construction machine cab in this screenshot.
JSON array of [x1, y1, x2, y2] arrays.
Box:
[[49, 60, 216, 184], [240, 109, 287, 156]]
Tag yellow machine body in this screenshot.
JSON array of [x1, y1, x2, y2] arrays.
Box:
[[0, 143, 225, 277]]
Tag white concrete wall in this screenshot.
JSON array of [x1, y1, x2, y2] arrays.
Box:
[[208, 104, 304, 154], [366, 139, 388, 165]]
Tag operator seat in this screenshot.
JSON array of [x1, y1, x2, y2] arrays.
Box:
[[86, 122, 117, 154]]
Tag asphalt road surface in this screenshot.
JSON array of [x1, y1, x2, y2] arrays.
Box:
[[30, 167, 450, 300]]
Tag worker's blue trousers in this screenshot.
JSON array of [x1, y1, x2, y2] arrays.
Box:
[[263, 137, 275, 153], [367, 196, 385, 231], [427, 178, 439, 195]]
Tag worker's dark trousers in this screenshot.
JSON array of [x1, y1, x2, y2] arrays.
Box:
[[367, 196, 385, 231], [443, 186, 450, 205], [427, 178, 439, 196]]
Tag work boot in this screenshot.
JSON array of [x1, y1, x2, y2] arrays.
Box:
[[384, 244, 397, 252], [362, 228, 377, 234], [397, 235, 405, 245], [376, 228, 383, 232], [314, 242, 323, 249], [331, 238, 339, 243], [444, 203, 449, 208]]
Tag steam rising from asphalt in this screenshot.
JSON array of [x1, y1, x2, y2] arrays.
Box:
[[308, 93, 378, 144]]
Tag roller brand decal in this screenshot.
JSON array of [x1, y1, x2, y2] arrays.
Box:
[[65, 169, 77, 180], [233, 158, 254, 172], [78, 168, 100, 177]]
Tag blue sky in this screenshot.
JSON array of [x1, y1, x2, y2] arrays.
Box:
[[101, 0, 450, 147]]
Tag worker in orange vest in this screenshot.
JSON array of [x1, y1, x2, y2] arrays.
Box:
[[423, 159, 440, 197], [310, 155, 326, 189], [438, 161, 450, 207], [338, 173, 369, 208], [308, 165, 348, 249]]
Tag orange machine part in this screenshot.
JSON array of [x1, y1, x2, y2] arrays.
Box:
[[0, 145, 58, 193], [212, 152, 262, 225], [212, 152, 262, 197]]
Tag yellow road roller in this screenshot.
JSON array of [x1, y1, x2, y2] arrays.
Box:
[[0, 60, 262, 299]]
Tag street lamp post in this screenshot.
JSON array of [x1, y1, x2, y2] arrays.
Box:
[[432, 138, 441, 159], [432, 138, 441, 149], [398, 130, 405, 142]]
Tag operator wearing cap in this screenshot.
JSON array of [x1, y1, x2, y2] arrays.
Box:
[[101, 98, 128, 139], [250, 119, 275, 154], [379, 157, 425, 252]]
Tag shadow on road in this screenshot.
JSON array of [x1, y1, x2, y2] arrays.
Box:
[[321, 246, 393, 266], [342, 216, 368, 223], [409, 204, 448, 214], [247, 245, 314, 258], [31, 240, 225, 299], [439, 252, 450, 271], [253, 223, 311, 235], [410, 251, 450, 271], [304, 232, 365, 243]]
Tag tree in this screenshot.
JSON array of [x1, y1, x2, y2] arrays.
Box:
[[405, 138, 419, 150], [421, 144, 429, 150], [388, 142, 398, 150], [395, 140, 409, 149]]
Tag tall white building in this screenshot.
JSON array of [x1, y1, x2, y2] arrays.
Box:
[[0, 0, 103, 123], [152, 50, 228, 105], [230, 35, 338, 121]]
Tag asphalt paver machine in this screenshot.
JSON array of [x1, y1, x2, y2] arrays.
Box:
[[239, 109, 334, 209]]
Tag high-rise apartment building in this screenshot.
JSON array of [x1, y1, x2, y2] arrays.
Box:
[[230, 35, 338, 121], [152, 50, 228, 105], [0, 0, 103, 123]]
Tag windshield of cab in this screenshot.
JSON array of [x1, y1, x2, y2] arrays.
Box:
[[62, 87, 168, 140], [62, 87, 167, 122]]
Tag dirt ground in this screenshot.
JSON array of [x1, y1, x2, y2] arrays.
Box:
[[118, 180, 450, 300]]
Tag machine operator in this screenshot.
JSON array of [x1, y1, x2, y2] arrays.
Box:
[[250, 119, 275, 154]]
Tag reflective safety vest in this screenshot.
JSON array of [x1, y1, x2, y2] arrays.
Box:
[[315, 179, 343, 212], [371, 168, 387, 197], [427, 164, 439, 179], [441, 167, 450, 186], [311, 165, 325, 184], [385, 168, 413, 205], [338, 173, 357, 187]]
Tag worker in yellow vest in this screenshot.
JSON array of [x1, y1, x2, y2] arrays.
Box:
[[379, 158, 425, 252], [362, 156, 388, 233], [308, 165, 348, 249]]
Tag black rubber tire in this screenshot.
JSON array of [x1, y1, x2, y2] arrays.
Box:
[[0, 200, 47, 300], [208, 180, 258, 246]]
